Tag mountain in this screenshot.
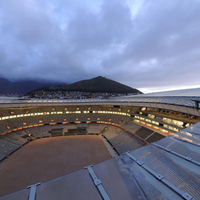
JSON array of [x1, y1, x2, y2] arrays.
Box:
[[0, 78, 65, 95], [30, 76, 142, 94]]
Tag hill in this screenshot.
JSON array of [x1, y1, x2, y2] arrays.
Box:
[[29, 76, 142, 94], [0, 78, 65, 95]]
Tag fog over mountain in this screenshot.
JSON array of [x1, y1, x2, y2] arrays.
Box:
[[0, 78, 65, 94], [0, 0, 200, 93]]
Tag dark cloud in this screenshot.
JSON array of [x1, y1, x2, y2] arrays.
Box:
[[0, 0, 200, 92]]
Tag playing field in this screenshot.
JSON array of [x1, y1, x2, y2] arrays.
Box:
[[0, 135, 111, 197]]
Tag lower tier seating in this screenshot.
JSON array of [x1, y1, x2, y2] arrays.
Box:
[[103, 126, 146, 154]]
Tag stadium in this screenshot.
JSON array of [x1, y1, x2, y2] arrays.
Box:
[[0, 91, 200, 200]]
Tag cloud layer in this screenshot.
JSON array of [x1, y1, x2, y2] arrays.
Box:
[[0, 0, 200, 92]]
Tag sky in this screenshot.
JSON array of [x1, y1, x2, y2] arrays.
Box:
[[0, 0, 200, 93]]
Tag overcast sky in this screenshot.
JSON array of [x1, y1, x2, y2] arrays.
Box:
[[0, 0, 200, 93]]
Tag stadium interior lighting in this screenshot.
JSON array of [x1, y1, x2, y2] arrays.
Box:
[[1, 93, 200, 199]]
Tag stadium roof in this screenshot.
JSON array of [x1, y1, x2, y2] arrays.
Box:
[[1, 88, 200, 107], [132, 87, 200, 97], [1, 90, 200, 199]]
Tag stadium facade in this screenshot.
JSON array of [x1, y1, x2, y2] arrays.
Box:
[[0, 91, 200, 200]]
